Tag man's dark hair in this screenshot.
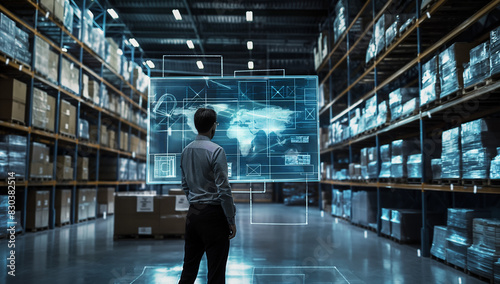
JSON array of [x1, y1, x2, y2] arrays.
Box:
[[194, 108, 217, 133]]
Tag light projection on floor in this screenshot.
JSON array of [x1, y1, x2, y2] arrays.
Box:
[[147, 76, 320, 184]]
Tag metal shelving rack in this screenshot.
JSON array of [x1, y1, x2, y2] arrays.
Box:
[[0, 0, 149, 231], [318, 0, 500, 257]]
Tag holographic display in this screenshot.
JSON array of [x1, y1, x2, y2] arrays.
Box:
[[147, 76, 320, 184]]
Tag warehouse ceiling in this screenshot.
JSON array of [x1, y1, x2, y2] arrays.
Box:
[[106, 0, 330, 76]]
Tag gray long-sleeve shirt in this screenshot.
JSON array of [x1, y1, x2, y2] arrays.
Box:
[[180, 135, 236, 224]]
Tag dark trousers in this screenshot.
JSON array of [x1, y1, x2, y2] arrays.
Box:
[[179, 204, 230, 284]]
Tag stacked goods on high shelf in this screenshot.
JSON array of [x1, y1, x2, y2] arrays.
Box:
[[32, 88, 56, 132], [0, 135, 26, 179], [461, 119, 500, 180], [97, 187, 115, 216], [361, 147, 378, 179], [467, 219, 500, 279], [0, 78, 26, 123], [55, 189, 71, 226], [26, 190, 50, 230], [379, 144, 391, 178], [34, 37, 57, 83], [491, 148, 500, 180], [439, 43, 472, 98], [331, 189, 341, 216], [463, 42, 490, 88], [40, 0, 65, 23], [78, 119, 89, 140], [366, 14, 396, 63], [431, 159, 442, 180], [420, 56, 440, 107], [0, 12, 31, 65], [351, 191, 376, 228], [388, 88, 418, 121], [0, 197, 22, 237], [63, 0, 73, 32], [385, 14, 415, 48], [441, 127, 461, 180], [114, 193, 188, 236], [82, 75, 100, 104], [75, 188, 97, 222], [30, 142, 53, 179], [446, 208, 490, 270], [313, 30, 328, 70], [56, 155, 73, 180], [490, 26, 500, 76], [391, 140, 414, 179], [61, 57, 79, 94], [431, 226, 448, 260], [333, 0, 346, 44], [132, 64, 150, 94], [59, 99, 76, 137], [77, 157, 88, 180]]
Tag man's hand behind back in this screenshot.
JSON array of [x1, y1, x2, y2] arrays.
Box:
[[229, 224, 237, 239]]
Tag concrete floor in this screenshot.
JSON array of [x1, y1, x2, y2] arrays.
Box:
[[2, 203, 485, 284]]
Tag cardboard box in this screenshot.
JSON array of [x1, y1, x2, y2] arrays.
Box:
[[32, 88, 48, 129], [0, 78, 27, 103], [35, 37, 50, 76], [82, 74, 90, 100], [114, 195, 161, 235], [57, 166, 73, 180], [0, 100, 25, 122], [53, 0, 64, 23], [48, 50, 59, 83], [59, 100, 76, 136], [120, 131, 129, 151], [26, 190, 50, 229], [159, 196, 189, 215], [75, 188, 88, 221], [77, 157, 89, 180], [108, 130, 116, 149], [40, 0, 54, 12], [57, 155, 72, 168], [46, 94, 56, 132], [88, 80, 100, 104], [98, 187, 115, 215], [86, 188, 97, 219], [55, 189, 71, 225], [130, 135, 139, 153], [100, 125, 108, 146], [158, 215, 186, 235]]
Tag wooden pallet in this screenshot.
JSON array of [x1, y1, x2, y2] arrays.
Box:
[[445, 261, 467, 273], [467, 270, 494, 284], [390, 178, 407, 184], [407, 178, 422, 184], [56, 221, 70, 227], [27, 227, 49, 232], [439, 90, 462, 103], [462, 179, 488, 186], [431, 179, 441, 185], [439, 178, 460, 185], [59, 132, 76, 140], [30, 177, 52, 182], [3, 119, 26, 126], [379, 178, 391, 183], [430, 254, 446, 263], [420, 99, 439, 111], [77, 219, 88, 223], [488, 179, 500, 187], [32, 126, 55, 134], [463, 80, 488, 94]]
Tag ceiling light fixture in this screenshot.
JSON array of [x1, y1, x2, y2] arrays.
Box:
[[146, 60, 155, 69], [196, 60, 204, 69], [172, 9, 182, 20], [129, 38, 140, 47], [247, 40, 253, 50], [248, 61, 254, 69], [246, 11, 253, 22], [186, 40, 195, 49], [107, 8, 119, 19]]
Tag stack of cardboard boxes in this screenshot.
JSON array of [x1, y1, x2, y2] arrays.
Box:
[[59, 99, 76, 137], [106, 38, 121, 73], [56, 155, 73, 180], [75, 188, 97, 222], [77, 157, 89, 180], [0, 78, 26, 123], [114, 193, 188, 237], [61, 58, 80, 94], [120, 131, 129, 151], [26, 190, 50, 230], [40, 0, 65, 23], [130, 135, 140, 154], [32, 88, 56, 131], [30, 142, 53, 179], [0, 13, 31, 65], [97, 187, 115, 216], [55, 189, 71, 226]]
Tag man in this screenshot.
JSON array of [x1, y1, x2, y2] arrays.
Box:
[[179, 108, 237, 284]]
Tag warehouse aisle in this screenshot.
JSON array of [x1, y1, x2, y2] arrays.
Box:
[[2, 203, 484, 284]]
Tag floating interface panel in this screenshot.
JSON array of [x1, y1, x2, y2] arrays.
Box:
[[147, 76, 320, 184]]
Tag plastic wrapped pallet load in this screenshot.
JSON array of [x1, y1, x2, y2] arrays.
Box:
[[464, 42, 490, 88], [489, 26, 500, 76], [441, 127, 461, 179], [491, 148, 500, 179], [431, 226, 448, 261], [431, 158, 442, 180], [461, 119, 500, 180], [333, 0, 346, 44], [379, 144, 391, 178], [439, 42, 472, 98], [446, 208, 491, 269], [381, 208, 392, 236], [351, 191, 377, 227], [342, 190, 351, 219], [391, 209, 422, 242], [407, 154, 422, 179], [0, 135, 27, 179], [467, 219, 500, 279], [331, 189, 343, 217]]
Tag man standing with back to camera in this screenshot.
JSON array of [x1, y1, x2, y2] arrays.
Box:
[[179, 108, 237, 284]]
